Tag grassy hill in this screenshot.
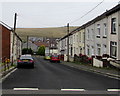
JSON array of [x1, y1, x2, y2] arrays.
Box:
[[16, 27, 77, 41]]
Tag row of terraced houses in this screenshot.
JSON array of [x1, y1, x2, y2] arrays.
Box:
[[58, 4, 120, 67]]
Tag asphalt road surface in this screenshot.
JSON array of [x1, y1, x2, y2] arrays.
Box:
[[2, 56, 120, 96]]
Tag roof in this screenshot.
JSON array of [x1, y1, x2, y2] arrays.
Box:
[[34, 41, 49, 47], [0, 21, 12, 31], [0, 21, 22, 42]]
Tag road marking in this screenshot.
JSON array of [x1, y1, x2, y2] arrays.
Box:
[[13, 88, 39, 91], [61, 89, 85, 91], [107, 89, 120, 91]]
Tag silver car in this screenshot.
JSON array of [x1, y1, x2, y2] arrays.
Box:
[[17, 55, 34, 68]]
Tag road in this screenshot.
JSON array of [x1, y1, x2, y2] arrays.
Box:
[[2, 56, 120, 96]]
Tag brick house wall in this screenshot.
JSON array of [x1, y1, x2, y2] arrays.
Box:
[[0, 24, 10, 62]]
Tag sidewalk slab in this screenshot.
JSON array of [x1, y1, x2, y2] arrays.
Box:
[[60, 61, 120, 80]]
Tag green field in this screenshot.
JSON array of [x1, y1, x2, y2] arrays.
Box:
[[16, 27, 77, 41]]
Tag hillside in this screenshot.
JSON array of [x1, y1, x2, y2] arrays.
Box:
[[16, 27, 77, 41]]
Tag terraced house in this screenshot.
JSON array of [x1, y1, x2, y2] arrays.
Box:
[[0, 21, 22, 64], [58, 4, 120, 63], [85, 4, 120, 60]]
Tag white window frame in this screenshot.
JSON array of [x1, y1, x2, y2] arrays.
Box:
[[87, 45, 90, 56], [103, 23, 107, 37], [111, 18, 116, 34], [87, 29, 90, 39], [91, 46, 94, 55], [110, 41, 117, 58], [97, 24, 100, 37], [91, 29, 94, 40], [97, 44, 101, 56], [79, 32, 81, 42], [103, 44, 107, 54]]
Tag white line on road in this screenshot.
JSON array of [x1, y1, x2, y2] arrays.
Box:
[[2, 68, 17, 81], [107, 89, 120, 91], [13, 88, 39, 91], [61, 89, 85, 91]]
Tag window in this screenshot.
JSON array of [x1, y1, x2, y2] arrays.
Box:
[[70, 36, 72, 44], [87, 29, 90, 39], [65, 39, 66, 46], [91, 29, 94, 40], [80, 46, 82, 54], [111, 18, 116, 34], [97, 24, 100, 38], [97, 44, 101, 56], [76, 35, 78, 42], [103, 44, 107, 54], [71, 47, 73, 56], [91, 46, 94, 55], [103, 23, 107, 37], [74, 35, 75, 42], [83, 32, 85, 43], [74, 47, 75, 54], [110, 41, 117, 58], [79, 32, 81, 42], [87, 45, 90, 56]]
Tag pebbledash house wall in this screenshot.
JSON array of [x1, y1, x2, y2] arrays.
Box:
[[85, 18, 108, 57], [118, 10, 120, 60], [107, 7, 120, 60], [0, 24, 2, 62]]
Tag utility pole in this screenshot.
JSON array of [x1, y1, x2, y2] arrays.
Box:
[[27, 36, 29, 54], [11, 13, 17, 66], [67, 23, 69, 62], [27, 36, 29, 49]]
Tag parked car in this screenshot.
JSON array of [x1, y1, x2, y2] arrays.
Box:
[[44, 55, 51, 60], [17, 54, 34, 68], [50, 55, 60, 63]]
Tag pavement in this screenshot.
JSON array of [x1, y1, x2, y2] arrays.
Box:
[[60, 61, 120, 80]]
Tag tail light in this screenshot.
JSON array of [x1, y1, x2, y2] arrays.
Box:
[[30, 60, 34, 63], [18, 60, 22, 62]]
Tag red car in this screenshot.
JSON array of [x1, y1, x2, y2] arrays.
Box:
[[50, 55, 60, 63]]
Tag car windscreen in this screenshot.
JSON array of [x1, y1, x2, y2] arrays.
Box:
[[53, 55, 58, 57], [20, 56, 33, 60]]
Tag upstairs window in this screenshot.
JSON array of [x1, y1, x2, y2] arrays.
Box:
[[79, 32, 81, 42], [111, 18, 116, 34], [103, 23, 107, 37], [87, 29, 90, 39], [91, 29, 94, 40], [97, 24, 100, 38]]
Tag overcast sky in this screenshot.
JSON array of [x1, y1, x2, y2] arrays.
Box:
[[1, 0, 120, 28]]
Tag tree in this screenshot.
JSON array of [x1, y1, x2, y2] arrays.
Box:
[[22, 48, 33, 55], [37, 45, 45, 56]]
